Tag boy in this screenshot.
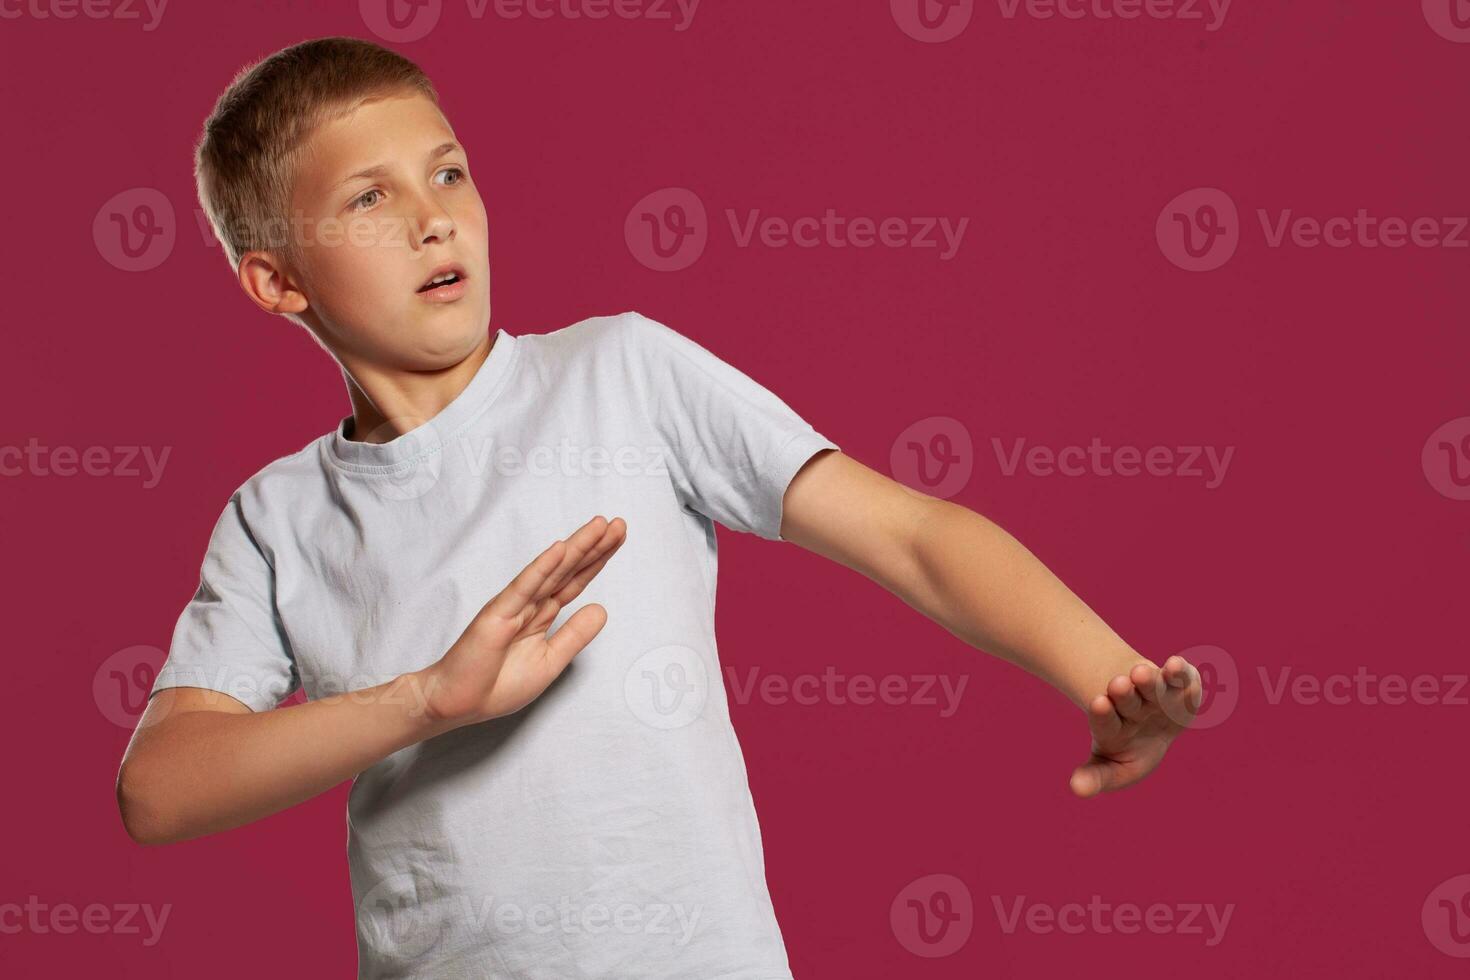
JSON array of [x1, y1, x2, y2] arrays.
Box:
[[116, 35, 1202, 980]]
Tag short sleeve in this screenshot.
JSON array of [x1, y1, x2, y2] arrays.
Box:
[[150, 491, 301, 712], [619, 311, 839, 541]]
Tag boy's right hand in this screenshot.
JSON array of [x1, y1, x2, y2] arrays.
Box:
[[422, 515, 627, 729]]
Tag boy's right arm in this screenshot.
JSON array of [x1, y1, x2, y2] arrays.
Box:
[[116, 515, 626, 846]]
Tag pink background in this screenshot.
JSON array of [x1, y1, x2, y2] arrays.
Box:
[[4, 1, 1466, 976]]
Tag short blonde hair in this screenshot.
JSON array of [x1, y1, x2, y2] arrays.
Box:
[[194, 35, 440, 276]]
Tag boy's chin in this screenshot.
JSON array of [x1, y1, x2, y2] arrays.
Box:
[[397, 323, 490, 370]]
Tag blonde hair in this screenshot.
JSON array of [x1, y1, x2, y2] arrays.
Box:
[[194, 35, 440, 280]]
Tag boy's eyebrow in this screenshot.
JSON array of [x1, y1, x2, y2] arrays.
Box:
[[334, 141, 463, 190]]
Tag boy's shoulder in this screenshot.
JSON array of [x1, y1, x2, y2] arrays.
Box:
[[538, 309, 725, 382], [531, 308, 674, 357], [222, 433, 330, 520]]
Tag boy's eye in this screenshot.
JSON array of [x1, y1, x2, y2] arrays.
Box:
[[349, 168, 466, 211]]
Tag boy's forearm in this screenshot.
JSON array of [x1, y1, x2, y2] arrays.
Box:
[[905, 498, 1152, 711], [119, 668, 457, 845]]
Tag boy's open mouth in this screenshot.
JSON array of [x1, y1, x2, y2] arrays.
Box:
[[417, 264, 467, 293]]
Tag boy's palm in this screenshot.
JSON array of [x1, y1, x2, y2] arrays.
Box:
[[427, 516, 627, 727], [1069, 656, 1202, 798]]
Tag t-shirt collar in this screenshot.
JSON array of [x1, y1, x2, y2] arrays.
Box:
[[327, 327, 519, 470]]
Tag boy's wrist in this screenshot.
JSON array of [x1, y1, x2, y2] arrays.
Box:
[[396, 666, 466, 738], [402, 667, 470, 734]]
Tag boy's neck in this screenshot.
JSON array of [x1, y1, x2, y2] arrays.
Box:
[[340, 330, 496, 445]]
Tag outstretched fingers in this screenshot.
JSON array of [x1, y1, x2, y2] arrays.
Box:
[[1130, 662, 1168, 706], [486, 518, 628, 637], [1159, 654, 1203, 725], [523, 520, 627, 631], [485, 538, 568, 628], [1107, 672, 1147, 721], [537, 516, 611, 597], [1085, 692, 1123, 742], [1072, 657, 1196, 798], [541, 603, 609, 674], [552, 524, 625, 605], [483, 517, 613, 616], [542, 516, 626, 596]]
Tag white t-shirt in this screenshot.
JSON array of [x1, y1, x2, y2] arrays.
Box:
[[150, 311, 839, 979]]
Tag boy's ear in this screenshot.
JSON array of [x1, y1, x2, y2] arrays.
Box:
[[238, 250, 309, 318]]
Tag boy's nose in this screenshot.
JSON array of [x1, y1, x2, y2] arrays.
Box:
[[417, 209, 455, 246]]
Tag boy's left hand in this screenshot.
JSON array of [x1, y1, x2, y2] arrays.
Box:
[[1069, 656, 1203, 798]]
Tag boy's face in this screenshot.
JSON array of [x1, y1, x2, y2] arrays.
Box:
[[271, 91, 490, 372]]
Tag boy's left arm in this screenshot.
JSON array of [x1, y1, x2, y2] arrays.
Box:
[[779, 450, 1202, 798]]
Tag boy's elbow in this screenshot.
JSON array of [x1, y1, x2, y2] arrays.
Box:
[[116, 762, 177, 847]]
